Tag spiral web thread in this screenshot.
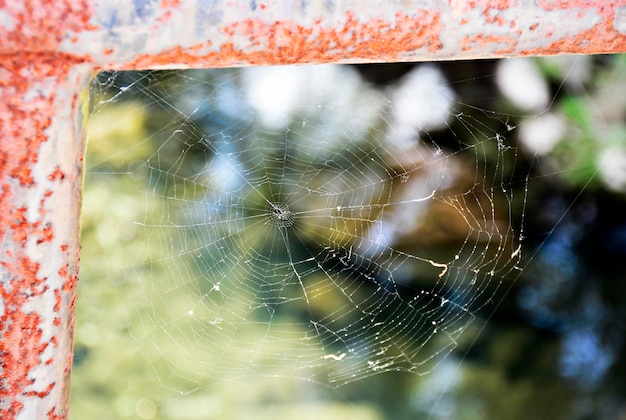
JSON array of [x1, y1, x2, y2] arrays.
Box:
[[88, 65, 526, 392]]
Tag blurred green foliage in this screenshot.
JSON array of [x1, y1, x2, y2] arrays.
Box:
[[73, 57, 626, 420]]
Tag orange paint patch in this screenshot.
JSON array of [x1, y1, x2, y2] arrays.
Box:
[[37, 224, 54, 244], [460, 33, 518, 54], [48, 167, 66, 181]]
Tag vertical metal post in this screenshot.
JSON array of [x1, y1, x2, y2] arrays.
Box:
[[1, 0, 625, 418], [1, 1, 94, 417]]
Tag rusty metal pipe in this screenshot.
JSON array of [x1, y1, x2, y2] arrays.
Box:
[[1, 0, 625, 418]]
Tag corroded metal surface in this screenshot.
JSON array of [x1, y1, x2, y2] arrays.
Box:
[[89, 0, 626, 68], [1, 0, 625, 418], [0, 2, 93, 418]]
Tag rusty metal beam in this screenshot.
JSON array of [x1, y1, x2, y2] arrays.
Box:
[[1, 0, 625, 418]]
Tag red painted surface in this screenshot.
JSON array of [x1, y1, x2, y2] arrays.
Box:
[[124, 10, 443, 68], [1, 0, 626, 419], [522, 1, 626, 56], [0, 0, 93, 418], [118, 1, 626, 70], [455, 0, 626, 56]]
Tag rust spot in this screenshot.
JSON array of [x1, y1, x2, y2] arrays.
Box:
[[9, 207, 31, 246], [47, 406, 66, 420], [53, 289, 62, 312], [160, 0, 181, 8], [59, 263, 78, 293], [58, 264, 68, 279], [48, 167, 66, 181], [10, 164, 36, 186], [37, 224, 54, 245], [23, 381, 56, 398], [460, 33, 518, 54]]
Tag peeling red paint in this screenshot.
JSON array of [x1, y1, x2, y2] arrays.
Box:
[[53, 289, 62, 312], [1, 0, 626, 419], [58, 264, 77, 293], [47, 406, 64, 420], [125, 10, 443, 68], [37, 224, 54, 245], [23, 381, 56, 398], [8, 194, 55, 246], [0, 257, 51, 416], [455, 0, 626, 57], [0, 0, 94, 418], [521, 11, 626, 56], [460, 33, 519, 53], [48, 167, 66, 182], [116, 3, 626, 71]]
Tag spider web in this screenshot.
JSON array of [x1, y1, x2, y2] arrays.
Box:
[[85, 64, 527, 396]]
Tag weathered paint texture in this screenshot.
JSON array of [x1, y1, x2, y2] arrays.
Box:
[[0, 1, 93, 418], [96, 0, 626, 69], [1, 0, 626, 418]]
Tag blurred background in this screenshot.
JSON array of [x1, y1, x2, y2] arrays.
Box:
[[72, 55, 626, 419]]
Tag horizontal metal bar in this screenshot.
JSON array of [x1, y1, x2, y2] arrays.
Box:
[[1, 0, 625, 418], [107, 0, 626, 68], [4, 0, 626, 69]]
